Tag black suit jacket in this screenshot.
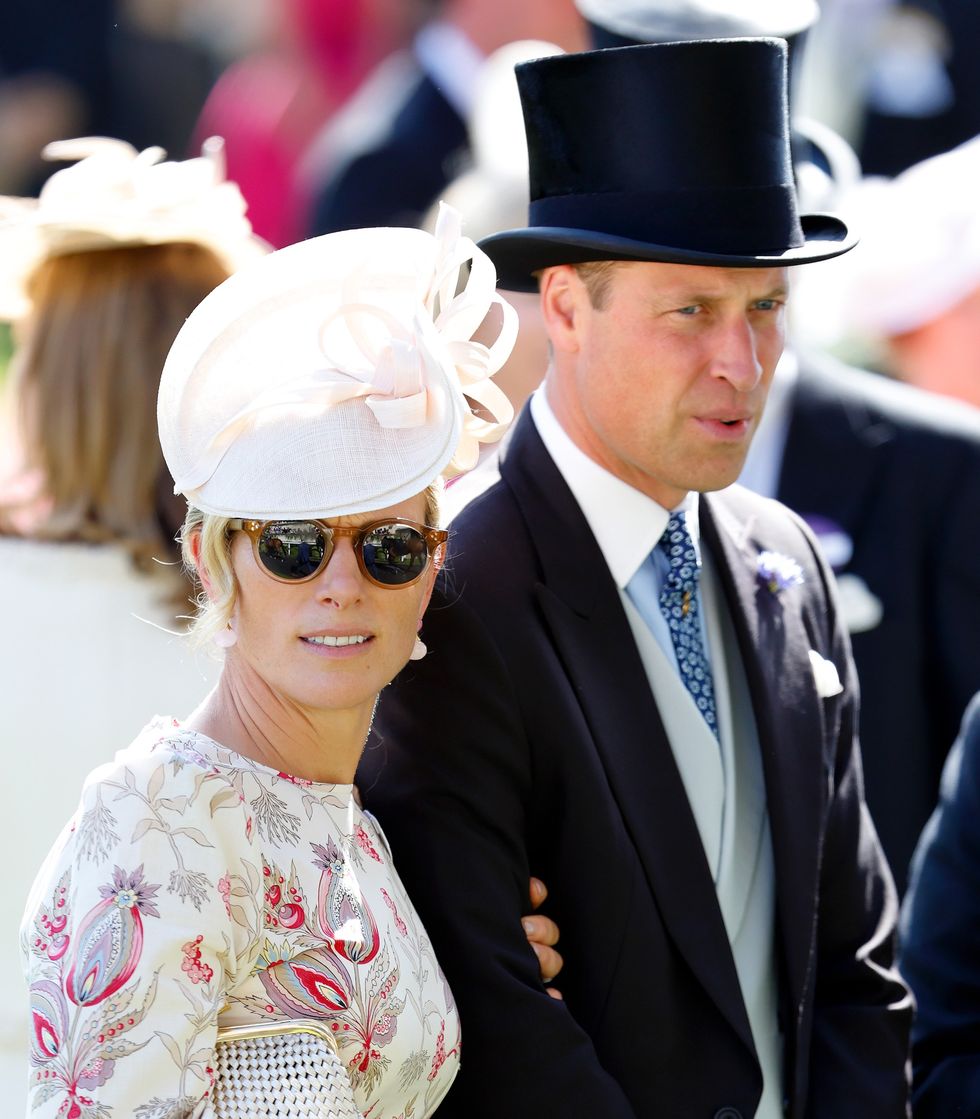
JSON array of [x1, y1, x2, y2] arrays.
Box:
[[362, 412, 911, 1117], [900, 692, 980, 1116], [308, 61, 469, 236], [778, 356, 980, 889]]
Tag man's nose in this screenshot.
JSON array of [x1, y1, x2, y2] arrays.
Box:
[[709, 316, 764, 391]]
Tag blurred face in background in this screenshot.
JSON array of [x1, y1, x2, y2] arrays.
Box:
[[887, 282, 980, 410]]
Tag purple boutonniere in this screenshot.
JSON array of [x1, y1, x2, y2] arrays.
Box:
[[757, 550, 804, 594]]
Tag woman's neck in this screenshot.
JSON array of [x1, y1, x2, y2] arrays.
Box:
[[184, 659, 373, 784]]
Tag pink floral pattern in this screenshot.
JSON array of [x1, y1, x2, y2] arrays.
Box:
[[22, 720, 459, 1118]]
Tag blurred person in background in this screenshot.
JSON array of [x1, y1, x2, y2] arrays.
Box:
[[854, 0, 980, 176], [302, 0, 586, 236], [795, 0, 980, 177], [899, 691, 980, 1117], [795, 133, 980, 410], [192, 0, 424, 246], [428, 37, 562, 507], [0, 0, 224, 198], [0, 0, 116, 194], [0, 135, 264, 1098]]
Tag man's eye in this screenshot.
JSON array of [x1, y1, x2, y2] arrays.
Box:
[[676, 304, 701, 316], [754, 299, 782, 311]]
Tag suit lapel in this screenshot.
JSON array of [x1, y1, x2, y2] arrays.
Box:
[[500, 415, 755, 1054], [700, 491, 825, 1012]]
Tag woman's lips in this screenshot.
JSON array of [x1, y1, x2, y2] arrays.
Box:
[[299, 632, 375, 656]]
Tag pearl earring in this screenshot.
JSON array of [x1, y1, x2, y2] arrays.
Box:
[[409, 635, 427, 661], [214, 623, 237, 649]]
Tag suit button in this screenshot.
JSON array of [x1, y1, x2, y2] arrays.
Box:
[[713, 1110, 743, 1119]]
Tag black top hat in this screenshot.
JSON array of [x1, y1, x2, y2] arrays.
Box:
[[479, 38, 854, 292]]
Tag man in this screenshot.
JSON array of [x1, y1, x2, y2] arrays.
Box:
[[448, 0, 980, 892], [302, 0, 584, 235], [361, 39, 912, 1117]]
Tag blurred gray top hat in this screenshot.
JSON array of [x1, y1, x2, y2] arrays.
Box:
[[575, 0, 819, 45]]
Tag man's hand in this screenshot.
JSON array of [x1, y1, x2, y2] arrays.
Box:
[[522, 876, 563, 1000]]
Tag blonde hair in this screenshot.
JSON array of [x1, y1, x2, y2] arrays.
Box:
[[181, 483, 444, 647], [2, 243, 230, 573]]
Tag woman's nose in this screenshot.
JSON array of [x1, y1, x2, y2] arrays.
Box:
[[312, 539, 363, 606]]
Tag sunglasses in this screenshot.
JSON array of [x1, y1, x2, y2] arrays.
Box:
[[228, 518, 448, 589]]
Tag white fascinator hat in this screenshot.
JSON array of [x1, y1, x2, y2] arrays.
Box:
[[0, 135, 268, 320], [158, 204, 517, 521]]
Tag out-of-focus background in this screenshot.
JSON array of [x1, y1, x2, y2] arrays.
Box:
[[2, 0, 979, 379], [3, 0, 980, 1108]]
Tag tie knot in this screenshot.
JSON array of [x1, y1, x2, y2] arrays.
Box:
[[660, 513, 699, 590]]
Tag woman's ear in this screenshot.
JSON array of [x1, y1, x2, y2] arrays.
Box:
[[187, 527, 215, 600]]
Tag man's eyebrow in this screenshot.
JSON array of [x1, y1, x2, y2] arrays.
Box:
[[761, 285, 789, 300], [657, 285, 789, 305]]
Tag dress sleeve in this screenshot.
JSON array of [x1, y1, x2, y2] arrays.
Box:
[[22, 736, 261, 1118]]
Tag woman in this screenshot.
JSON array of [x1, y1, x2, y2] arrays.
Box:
[[0, 136, 265, 1089], [21, 205, 556, 1117]]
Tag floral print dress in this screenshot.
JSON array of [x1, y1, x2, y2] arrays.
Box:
[[21, 719, 460, 1118]]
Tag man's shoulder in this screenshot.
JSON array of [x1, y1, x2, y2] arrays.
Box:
[[797, 351, 980, 449], [442, 476, 534, 588]]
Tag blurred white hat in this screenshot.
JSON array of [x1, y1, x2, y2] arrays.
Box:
[[0, 136, 268, 320], [158, 204, 516, 520], [795, 135, 980, 349]]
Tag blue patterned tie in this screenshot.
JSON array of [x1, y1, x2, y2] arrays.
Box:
[[659, 513, 719, 739]]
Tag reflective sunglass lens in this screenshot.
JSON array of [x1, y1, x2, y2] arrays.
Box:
[[258, 522, 327, 581], [361, 524, 429, 586]]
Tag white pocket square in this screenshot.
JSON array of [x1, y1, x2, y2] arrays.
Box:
[[808, 649, 844, 698]]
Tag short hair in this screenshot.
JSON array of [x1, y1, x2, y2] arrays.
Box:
[[573, 260, 621, 310], [180, 482, 443, 647], [2, 242, 230, 575]]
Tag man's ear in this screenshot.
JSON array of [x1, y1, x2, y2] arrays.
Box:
[[539, 265, 585, 356]]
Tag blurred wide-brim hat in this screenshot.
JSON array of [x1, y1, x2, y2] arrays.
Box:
[[0, 136, 269, 321], [793, 135, 980, 351], [158, 204, 516, 520], [480, 38, 855, 291]]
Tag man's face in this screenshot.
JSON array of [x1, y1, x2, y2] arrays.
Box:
[[543, 259, 789, 508]]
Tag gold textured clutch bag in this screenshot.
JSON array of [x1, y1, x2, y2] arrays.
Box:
[[212, 1019, 361, 1119]]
